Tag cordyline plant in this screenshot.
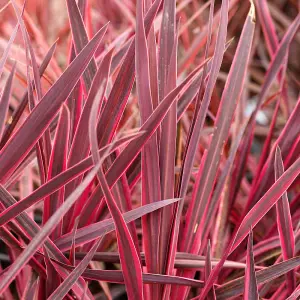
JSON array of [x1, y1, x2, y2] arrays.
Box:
[[0, 0, 299, 299]]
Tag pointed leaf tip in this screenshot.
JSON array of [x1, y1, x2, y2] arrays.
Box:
[[244, 229, 259, 300], [249, 0, 256, 23]]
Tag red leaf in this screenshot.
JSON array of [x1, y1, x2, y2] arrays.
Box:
[[135, 0, 161, 290], [55, 198, 182, 251], [275, 146, 295, 293], [44, 105, 70, 240], [0, 24, 19, 79], [216, 257, 300, 299], [244, 229, 259, 300], [89, 77, 143, 299], [0, 23, 108, 183], [0, 165, 101, 296], [66, 0, 97, 91], [48, 238, 102, 299], [0, 64, 16, 141], [0, 41, 57, 149]]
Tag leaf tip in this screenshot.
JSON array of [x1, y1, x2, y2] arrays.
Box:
[[249, 0, 256, 23]]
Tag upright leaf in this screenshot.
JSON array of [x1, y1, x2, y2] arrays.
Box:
[[88, 77, 143, 300], [0, 24, 19, 79], [182, 0, 255, 255], [64, 49, 113, 231], [244, 229, 259, 300], [66, 0, 97, 91], [205, 241, 216, 300], [135, 0, 161, 298], [96, 0, 162, 148], [0, 64, 16, 141], [0, 42, 57, 149], [275, 146, 295, 293], [44, 105, 70, 240]]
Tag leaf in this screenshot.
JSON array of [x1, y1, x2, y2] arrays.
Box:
[[44, 105, 70, 240], [205, 241, 216, 300], [0, 41, 57, 149], [0, 165, 101, 296], [177, 0, 224, 200], [66, 0, 97, 91], [135, 0, 161, 289], [197, 3, 256, 297], [95, 0, 162, 148], [67, 48, 113, 173], [199, 140, 300, 300], [0, 64, 16, 141], [63, 49, 114, 229], [89, 81, 143, 299], [23, 278, 38, 300], [234, 13, 300, 211], [0, 24, 19, 79], [201, 120, 249, 246], [51, 259, 205, 288], [44, 247, 61, 297], [55, 198, 182, 251], [68, 251, 249, 270], [158, 4, 178, 283], [48, 238, 102, 299], [0, 226, 46, 278], [231, 154, 300, 253], [175, 0, 230, 274], [0, 132, 141, 227], [78, 57, 202, 225], [216, 257, 300, 299], [0, 186, 93, 298], [286, 285, 300, 300], [177, 39, 233, 119], [244, 229, 259, 300], [183, 0, 254, 254], [10, 0, 43, 103], [254, 0, 290, 114], [178, 0, 239, 72], [274, 146, 295, 293], [0, 23, 108, 183], [255, 0, 278, 54]]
